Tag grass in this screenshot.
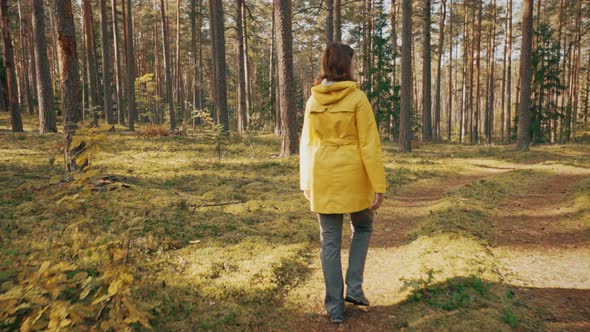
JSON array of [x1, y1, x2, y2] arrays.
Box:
[[410, 169, 554, 243], [392, 275, 538, 331], [1, 113, 589, 330]]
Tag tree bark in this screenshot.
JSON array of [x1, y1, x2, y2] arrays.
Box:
[[389, 0, 397, 141], [0, 0, 23, 132], [125, 0, 136, 130], [32, 0, 56, 133], [197, 0, 203, 111], [209, 0, 229, 132], [434, 0, 446, 140], [55, 0, 83, 177], [48, 8, 60, 96], [191, 0, 203, 119], [447, 0, 452, 142], [333, 0, 342, 43], [83, 0, 100, 126], [242, 3, 252, 126], [422, 0, 432, 141], [474, 0, 482, 143], [399, 0, 412, 152], [274, 0, 298, 156], [506, 0, 512, 143], [326, 0, 334, 44], [236, 0, 247, 134], [270, 6, 280, 135], [112, 0, 124, 124], [516, 0, 533, 151], [585, 41, 590, 130], [160, 0, 176, 129], [176, 0, 184, 124], [460, 0, 468, 143], [17, 0, 34, 116], [468, 10, 475, 143], [99, 0, 114, 125], [27, 6, 38, 114], [571, 0, 581, 142], [500, 0, 508, 144], [485, 0, 496, 144]]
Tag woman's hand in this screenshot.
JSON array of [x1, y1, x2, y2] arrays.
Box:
[[370, 193, 384, 211], [303, 190, 310, 201]]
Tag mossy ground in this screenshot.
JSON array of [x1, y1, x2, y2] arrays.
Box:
[[1, 113, 589, 331]]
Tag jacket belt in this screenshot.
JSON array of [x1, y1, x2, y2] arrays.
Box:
[[319, 139, 358, 147]]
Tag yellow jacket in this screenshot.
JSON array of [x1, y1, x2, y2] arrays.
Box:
[[300, 80, 386, 214]]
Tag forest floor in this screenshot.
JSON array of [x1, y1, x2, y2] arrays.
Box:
[[1, 113, 589, 331]]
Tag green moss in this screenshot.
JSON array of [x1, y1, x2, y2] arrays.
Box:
[[1, 113, 588, 330]]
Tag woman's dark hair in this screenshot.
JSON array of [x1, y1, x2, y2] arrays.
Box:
[[313, 43, 355, 85]]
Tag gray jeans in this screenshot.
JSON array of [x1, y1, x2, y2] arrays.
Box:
[[317, 208, 374, 318]]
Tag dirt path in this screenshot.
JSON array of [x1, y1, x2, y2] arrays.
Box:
[[490, 173, 590, 331], [282, 166, 590, 331], [370, 172, 496, 248], [283, 171, 500, 331]]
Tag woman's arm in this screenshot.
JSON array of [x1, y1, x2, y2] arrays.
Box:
[[356, 93, 387, 194]]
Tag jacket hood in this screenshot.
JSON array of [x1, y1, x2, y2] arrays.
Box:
[[311, 81, 358, 106]]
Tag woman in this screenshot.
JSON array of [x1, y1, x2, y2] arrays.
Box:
[[299, 43, 386, 324]]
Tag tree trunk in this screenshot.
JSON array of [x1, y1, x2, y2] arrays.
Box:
[[32, 0, 56, 133], [506, 0, 512, 143], [515, 0, 533, 151], [485, 0, 496, 144], [236, 0, 247, 134], [197, 0, 203, 111], [460, 0, 468, 143], [447, 0, 452, 142], [422, 0, 432, 141], [209, 0, 229, 132], [0, 0, 23, 132], [389, 0, 397, 142], [160, 0, 176, 129], [367, 0, 373, 94], [55, 0, 83, 177], [99, 0, 114, 125], [585, 42, 590, 130], [334, 0, 342, 43], [48, 9, 60, 96], [191, 0, 202, 119], [412, 38, 418, 119], [81, 16, 87, 121], [468, 10, 475, 144], [399, 0, 412, 152], [242, 3, 252, 126], [25, 2, 38, 115], [27, 10, 38, 114], [112, 0, 124, 124], [326, 0, 334, 44], [125, 0, 136, 130], [17, 0, 34, 116], [474, 0, 482, 143], [83, 0, 100, 126], [176, 0, 184, 124], [571, 0, 581, 142], [0, 69, 6, 112], [434, 0, 446, 140], [274, 0, 298, 156], [270, 6, 280, 135], [500, 0, 508, 144]]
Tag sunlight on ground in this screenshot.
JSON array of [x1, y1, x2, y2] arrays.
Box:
[[493, 247, 590, 289], [1, 113, 589, 330]]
